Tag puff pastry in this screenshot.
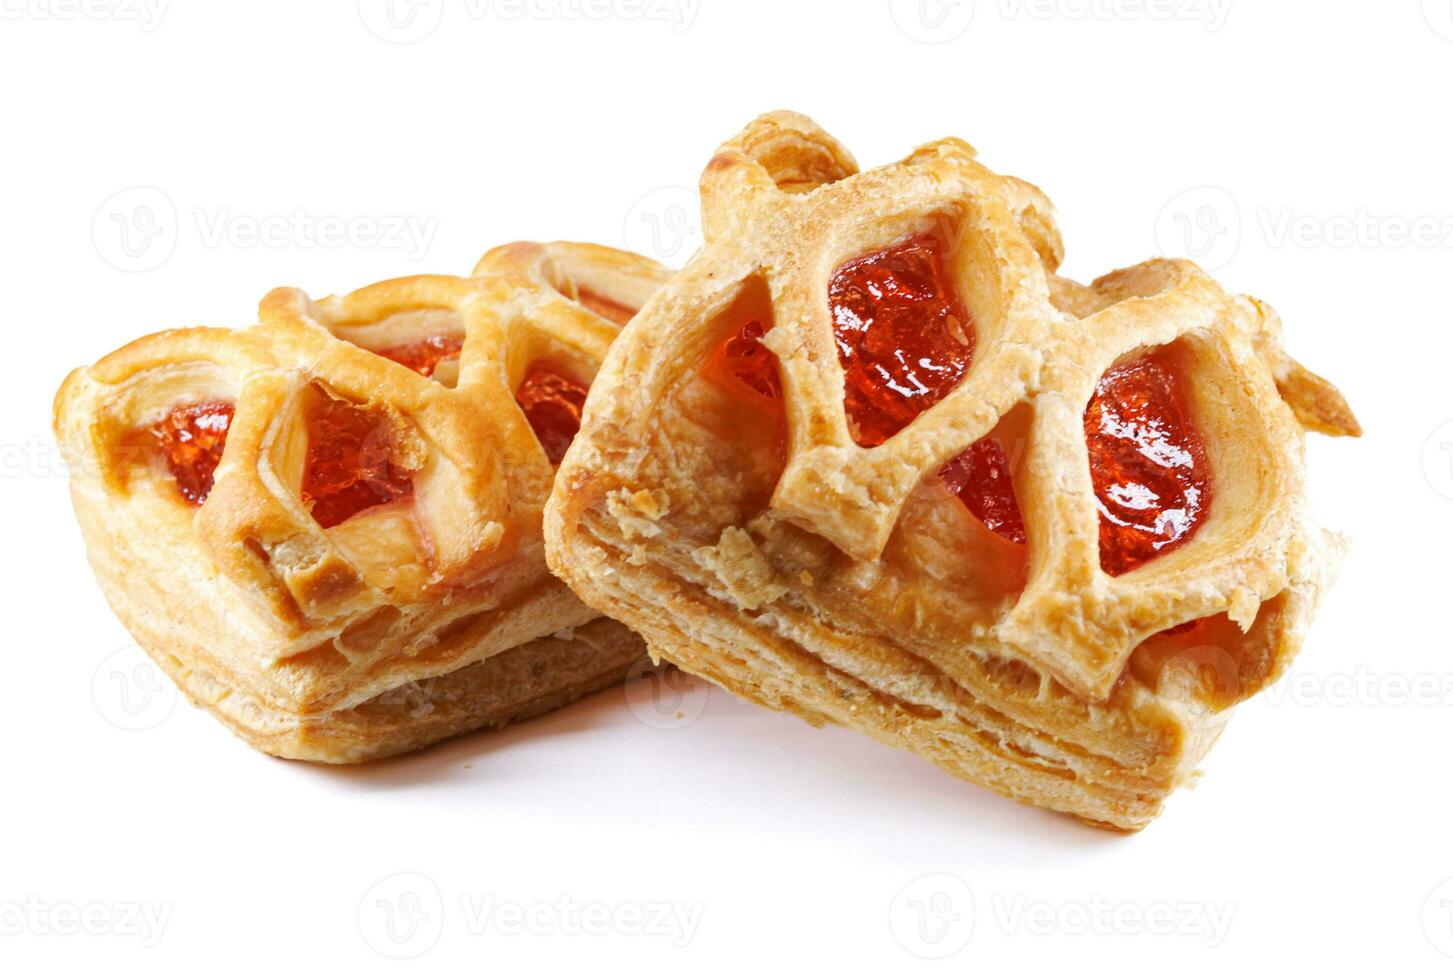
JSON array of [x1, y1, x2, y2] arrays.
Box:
[[545, 113, 1361, 829], [56, 242, 671, 762]]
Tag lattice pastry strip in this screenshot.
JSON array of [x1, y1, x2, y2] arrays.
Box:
[[546, 113, 1359, 829], [56, 242, 671, 762]]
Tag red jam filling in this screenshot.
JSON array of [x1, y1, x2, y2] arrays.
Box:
[[577, 290, 638, 327], [702, 318, 789, 463], [375, 335, 463, 378], [301, 399, 415, 529], [515, 362, 591, 465], [1083, 356, 1210, 576], [939, 437, 1026, 544], [827, 234, 1209, 575], [829, 235, 975, 446], [697, 233, 1212, 577], [827, 235, 1023, 537], [704, 319, 781, 403], [150, 402, 234, 505]]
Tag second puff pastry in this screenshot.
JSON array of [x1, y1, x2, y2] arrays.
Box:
[[56, 242, 671, 762], [545, 113, 1360, 830]]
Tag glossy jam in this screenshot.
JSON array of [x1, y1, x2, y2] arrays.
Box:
[[301, 399, 415, 529], [702, 318, 788, 464], [376, 335, 463, 378], [826, 235, 1210, 574], [1083, 356, 1210, 575], [695, 234, 1211, 575], [704, 319, 781, 403], [827, 236, 1022, 535], [828, 235, 975, 447], [939, 438, 1025, 544], [515, 362, 591, 464], [150, 402, 234, 504], [577, 290, 637, 327]]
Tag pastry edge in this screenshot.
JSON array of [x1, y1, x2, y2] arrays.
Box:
[[548, 514, 1247, 832]]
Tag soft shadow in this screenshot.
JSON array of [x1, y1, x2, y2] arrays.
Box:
[[293, 680, 636, 790], [289, 668, 1131, 861]]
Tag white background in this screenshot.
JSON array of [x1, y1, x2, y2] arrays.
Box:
[[2, 0, 1449, 974]]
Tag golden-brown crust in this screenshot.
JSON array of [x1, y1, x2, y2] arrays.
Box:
[[56, 242, 671, 761], [545, 113, 1359, 830]]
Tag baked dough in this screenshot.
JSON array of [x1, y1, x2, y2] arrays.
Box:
[[544, 113, 1360, 829], [56, 242, 671, 762]]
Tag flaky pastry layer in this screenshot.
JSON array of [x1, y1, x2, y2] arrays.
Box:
[[58, 242, 669, 761], [546, 113, 1359, 829]]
